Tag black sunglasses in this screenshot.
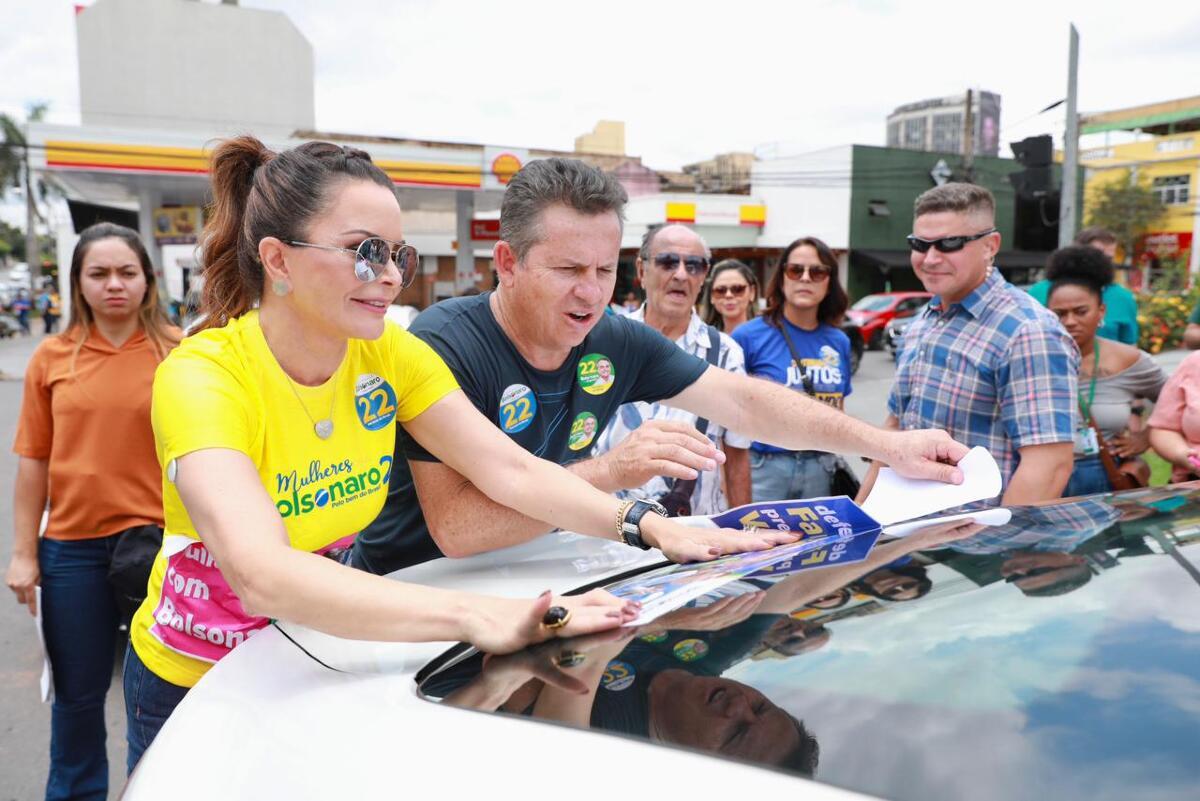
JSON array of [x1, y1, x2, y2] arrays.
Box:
[[906, 228, 997, 254], [652, 252, 711, 276], [287, 236, 419, 288]]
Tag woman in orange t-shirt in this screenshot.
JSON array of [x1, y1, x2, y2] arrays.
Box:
[[6, 222, 180, 801]]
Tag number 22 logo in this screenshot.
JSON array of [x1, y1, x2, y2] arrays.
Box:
[[354, 375, 398, 431], [498, 384, 537, 434]]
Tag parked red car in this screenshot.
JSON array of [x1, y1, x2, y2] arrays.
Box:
[[845, 291, 932, 350]]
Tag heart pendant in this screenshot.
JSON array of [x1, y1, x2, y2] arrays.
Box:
[[314, 419, 334, 439]]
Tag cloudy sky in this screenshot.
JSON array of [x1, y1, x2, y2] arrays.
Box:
[[2, 0, 1199, 170]]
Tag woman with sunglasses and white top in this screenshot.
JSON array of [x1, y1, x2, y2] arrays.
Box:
[[125, 137, 774, 769], [731, 237, 852, 502], [703, 259, 759, 334]]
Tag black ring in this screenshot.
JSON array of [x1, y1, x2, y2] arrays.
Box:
[[541, 606, 571, 629]]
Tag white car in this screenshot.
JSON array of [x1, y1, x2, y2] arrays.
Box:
[[124, 486, 1200, 800], [122, 531, 869, 800]]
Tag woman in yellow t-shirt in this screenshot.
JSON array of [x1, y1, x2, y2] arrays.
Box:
[[125, 137, 788, 771]]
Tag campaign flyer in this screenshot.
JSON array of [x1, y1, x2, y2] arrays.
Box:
[[611, 497, 883, 625]]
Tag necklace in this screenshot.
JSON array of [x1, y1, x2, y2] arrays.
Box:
[[283, 362, 340, 440]]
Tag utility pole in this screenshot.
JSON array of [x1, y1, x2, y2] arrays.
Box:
[[962, 88, 975, 181], [1059, 24, 1080, 246]]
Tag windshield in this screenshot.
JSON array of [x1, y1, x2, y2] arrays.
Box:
[[850, 295, 896, 312], [418, 488, 1200, 799]]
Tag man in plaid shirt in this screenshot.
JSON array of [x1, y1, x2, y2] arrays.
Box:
[[862, 183, 1078, 504]]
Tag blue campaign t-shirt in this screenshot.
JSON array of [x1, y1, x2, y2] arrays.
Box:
[[351, 292, 710, 575], [732, 317, 853, 454]]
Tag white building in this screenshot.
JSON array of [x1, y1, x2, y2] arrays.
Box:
[[886, 90, 1002, 157]]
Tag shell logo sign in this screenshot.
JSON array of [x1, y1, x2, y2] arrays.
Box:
[[491, 152, 523, 185], [483, 147, 529, 189]]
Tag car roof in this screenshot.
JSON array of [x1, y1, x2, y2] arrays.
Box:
[[418, 486, 1200, 800]]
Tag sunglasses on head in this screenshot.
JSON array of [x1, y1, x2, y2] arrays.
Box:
[[652, 252, 711, 276], [906, 228, 996, 254], [711, 284, 750, 298], [783, 263, 831, 281], [287, 236, 419, 288]]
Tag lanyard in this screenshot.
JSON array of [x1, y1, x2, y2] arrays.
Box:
[[776, 320, 817, 396], [1078, 341, 1100, 421]]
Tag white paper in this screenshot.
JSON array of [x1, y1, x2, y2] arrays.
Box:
[[34, 586, 53, 703], [882, 507, 1012, 538], [861, 446, 1002, 526]]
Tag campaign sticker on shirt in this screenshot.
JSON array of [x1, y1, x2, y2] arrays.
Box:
[[498, 383, 537, 434], [568, 411, 599, 451], [673, 638, 710, 663], [354, 373, 398, 431], [577, 352, 615, 396], [602, 659, 635, 692]]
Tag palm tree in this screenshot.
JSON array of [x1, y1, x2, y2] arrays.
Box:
[[0, 112, 25, 197], [0, 103, 49, 284]]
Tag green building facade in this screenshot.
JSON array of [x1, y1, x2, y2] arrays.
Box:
[[845, 145, 1054, 300]]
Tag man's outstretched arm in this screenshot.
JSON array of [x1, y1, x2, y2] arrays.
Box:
[[666, 366, 968, 484]]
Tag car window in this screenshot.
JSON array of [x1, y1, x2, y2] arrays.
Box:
[[850, 295, 895, 312], [418, 489, 1200, 800]]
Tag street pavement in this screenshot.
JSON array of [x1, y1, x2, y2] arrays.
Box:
[[0, 333, 127, 801], [0, 334, 1191, 800]]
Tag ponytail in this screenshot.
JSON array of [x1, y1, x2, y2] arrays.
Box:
[[194, 135, 397, 333], [195, 136, 275, 332]]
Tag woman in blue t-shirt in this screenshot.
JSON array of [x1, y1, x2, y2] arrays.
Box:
[[732, 237, 852, 502]]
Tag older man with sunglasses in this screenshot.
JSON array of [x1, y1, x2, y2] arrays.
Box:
[[859, 183, 1078, 506], [351, 158, 973, 576], [591, 224, 753, 517]]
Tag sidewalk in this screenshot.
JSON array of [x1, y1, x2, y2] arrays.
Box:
[[1153, 347, 1190, 374], [0, 331, 49, 382]]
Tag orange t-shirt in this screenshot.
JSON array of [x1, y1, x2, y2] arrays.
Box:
[[14, 327, 177, 540]]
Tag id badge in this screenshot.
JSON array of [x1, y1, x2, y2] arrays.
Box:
[[1073, 425, 1100, 457]]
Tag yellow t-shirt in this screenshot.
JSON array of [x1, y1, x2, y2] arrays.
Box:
[[130, 310, 458, 687]]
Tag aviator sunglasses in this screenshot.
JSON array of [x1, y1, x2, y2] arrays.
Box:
[[711, 283, 750, 298], [906, 228, 997, 254], [782, 263, 831, 281], [287, 236, 419, 288], [652, 252, 711, 276]]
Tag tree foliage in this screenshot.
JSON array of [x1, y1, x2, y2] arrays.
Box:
[[1085, 172, 1167, 258], [0, 112, 24, 195]]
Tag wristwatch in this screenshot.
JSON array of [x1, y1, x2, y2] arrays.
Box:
[[619, 499, 669, 550]]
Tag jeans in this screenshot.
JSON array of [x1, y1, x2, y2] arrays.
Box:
[[38, 534, 122, 801], [123, 642, 190, 775], [749, 450, 834, 502], [1064, 454, 1112, 498]]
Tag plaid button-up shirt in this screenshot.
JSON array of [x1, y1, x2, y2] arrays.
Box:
[[940, 498, 1121, 555], [888, 269, 1080, 487]]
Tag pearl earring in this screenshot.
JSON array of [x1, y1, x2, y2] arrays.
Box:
[[272, 279, 291, 297]]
